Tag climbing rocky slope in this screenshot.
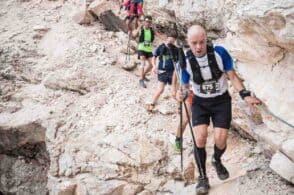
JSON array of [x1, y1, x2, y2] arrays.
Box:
[[0, 0, 293, 194]]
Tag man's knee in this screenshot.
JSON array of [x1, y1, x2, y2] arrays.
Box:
[[215, 128, 228, 139], [157, 86, 164, 94], [146, 59, 152, 67], [196, 136, 207, 147], [214, 128, 228, 148], [140, 56, 146, 61], [194, 125, 208, 147]]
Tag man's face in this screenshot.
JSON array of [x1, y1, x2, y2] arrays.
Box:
[[144, 20, 152, 28], [166, 37, 176, 45], [187, 32, 207, 57]]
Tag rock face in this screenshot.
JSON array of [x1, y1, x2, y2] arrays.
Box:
[[154, 0, 294, 123], [154, 0, 294, 184], [223, 0, 294, 131], [224, 0, 294, 182]]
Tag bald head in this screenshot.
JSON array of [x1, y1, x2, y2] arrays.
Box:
[[187, 25, 206, 38], [187, 25, 207, 57]]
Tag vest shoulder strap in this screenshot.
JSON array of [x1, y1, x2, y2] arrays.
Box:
[[158, 44, 166, 61], [207, 41, 223, 79], [186, 49, 204, 84], [139, 27, 154, 43], [186, 50, 200, 72], [150, 28, 154, 42], [178, 47, 186, 69]]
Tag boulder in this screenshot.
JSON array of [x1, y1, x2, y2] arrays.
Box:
[[270, 151, 294, 184], [73, 10, 95, 25], [281, 139, 294, 162], [89, 0, 127, 32]]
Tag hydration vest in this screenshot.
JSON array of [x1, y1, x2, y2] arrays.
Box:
[[139, 27, 154, 43], [157, 43, 178, 71], [186, 41, 223, 85]]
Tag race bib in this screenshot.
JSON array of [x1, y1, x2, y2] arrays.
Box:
[[200, 80, 220, 94], [144, 41, 151, 47]]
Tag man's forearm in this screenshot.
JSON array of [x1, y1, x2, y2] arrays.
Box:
[[232, 76, 245, 92], [227, 71, 245, 92], [172, 72, 177, 90], [152, 57, 157, 68]]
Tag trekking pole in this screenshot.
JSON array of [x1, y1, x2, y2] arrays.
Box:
[[127, 34, 131, 62], [178, 55, 184, 172], [168, 45, 183, 171], [182, 100, 206, 177], [171, 45, 206, 176], [168, 44, 184, 171], [168, 7, 206, 176], [168, 11, 205, 173], [172, 14, 183, 172], [125, 33, 131, 64]]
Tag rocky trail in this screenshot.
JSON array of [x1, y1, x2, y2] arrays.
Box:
[[0, 0, 293, 195]]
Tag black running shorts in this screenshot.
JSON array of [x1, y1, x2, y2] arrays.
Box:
[[138, 50, 153, 59], [191, 91, 232, 129], [158, 71, 173, 85]]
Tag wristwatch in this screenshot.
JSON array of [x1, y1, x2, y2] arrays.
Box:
[[239, 89, 251, 100]]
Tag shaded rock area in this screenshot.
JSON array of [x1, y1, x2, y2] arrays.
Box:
[[72, 0, 128, 32], [0, 121, 49, 195], [0, 153, 48, 195]]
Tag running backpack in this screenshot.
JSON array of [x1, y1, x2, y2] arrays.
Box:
[[139, 27, 155, 43], [186, 41, 223, 84], [157, 43, 178, 71]]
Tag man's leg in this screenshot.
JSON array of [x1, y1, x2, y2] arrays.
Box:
[[139, 55, 147, 88], [140, 56, 146, 80], [212, 127, 229, 180], [211, 96, 231, 180], [194, 124, 210, 195], [174, 99, 192, 151], [193, 124, 208, 177], [151, 82, 165, 104], [147, 81, 165, 112], [191, 98, 211, 194], [194, 124, 209, 194], [176, 92, 192, 136], [143, 57, 153, 79], [126, 17, 132, 33], [134, 17, 139, 29], [214, 127, 228, 149]]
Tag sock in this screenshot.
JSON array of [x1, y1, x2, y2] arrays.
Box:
[[213, 144, 226, 162], [175, 136, 181, 142], [194, 146, 207, 177]]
